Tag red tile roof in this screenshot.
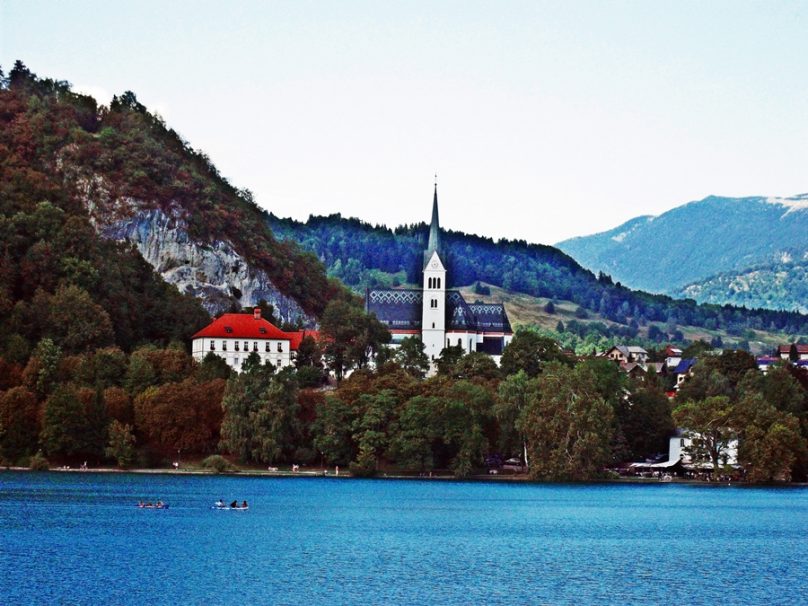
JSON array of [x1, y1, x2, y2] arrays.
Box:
[[192, 313, 291, 341], [287, 330, 321, 351]]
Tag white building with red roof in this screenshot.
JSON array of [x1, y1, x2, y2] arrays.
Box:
[[192, 308, 314, 372]]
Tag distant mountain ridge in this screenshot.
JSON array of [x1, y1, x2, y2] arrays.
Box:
[[676, 251, 808, 314], [556, 195, 808, 304]]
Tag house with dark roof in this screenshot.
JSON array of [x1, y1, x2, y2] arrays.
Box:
[[192, 307, 314, 372], [365, 183, 513, 366]]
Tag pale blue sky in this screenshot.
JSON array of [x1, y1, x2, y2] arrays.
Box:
[[2, 1, 807, 243]]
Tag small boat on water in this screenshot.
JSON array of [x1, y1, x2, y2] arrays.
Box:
[[212, 500, 249, 511], [137, 502, 169, 509]]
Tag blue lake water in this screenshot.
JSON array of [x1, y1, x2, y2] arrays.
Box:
[[1, 472, 806, 605]]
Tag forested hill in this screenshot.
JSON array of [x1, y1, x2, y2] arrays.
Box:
[[0, 63, 346, 343], [556, 194, 808, 300], [267, 213, 808, 341]]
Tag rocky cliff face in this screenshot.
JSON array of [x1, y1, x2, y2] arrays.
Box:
[[76, 176, 312, 324]]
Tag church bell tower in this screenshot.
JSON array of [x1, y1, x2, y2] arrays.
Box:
[[421, 180, 446, 361]]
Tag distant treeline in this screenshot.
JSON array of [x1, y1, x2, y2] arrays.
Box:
[[267, 213, 808, 338]]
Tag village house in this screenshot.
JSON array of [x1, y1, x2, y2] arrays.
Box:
[[191, 308, 314, 373], [365, 183, 513, 365], [668, 429, 739, 468], [603, 345, 649, 366], [673, 358, 697, 389]]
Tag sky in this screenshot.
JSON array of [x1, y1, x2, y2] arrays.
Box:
[[2, 1, 807, 244]]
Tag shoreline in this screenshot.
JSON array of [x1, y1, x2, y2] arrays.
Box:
[[3, 466, 806, 487]]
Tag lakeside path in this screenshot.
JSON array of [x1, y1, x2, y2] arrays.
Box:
[[5, 466, 802, 486]]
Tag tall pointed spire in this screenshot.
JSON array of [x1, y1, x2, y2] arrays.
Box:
[[428, 177, 440, 253]]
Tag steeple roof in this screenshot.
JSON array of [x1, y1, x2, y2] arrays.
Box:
[[424, 181, 442, 268]]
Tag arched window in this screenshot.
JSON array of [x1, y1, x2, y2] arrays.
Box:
[[437, 278, 441, 289]]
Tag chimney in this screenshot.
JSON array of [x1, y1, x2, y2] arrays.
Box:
[[253, 307, 261, 320]]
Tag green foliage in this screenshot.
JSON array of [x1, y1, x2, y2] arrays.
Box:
[[500, 329, 567, 378], [673, 396, 737, 477], [105, 420, 137, 468], [40, 385, 103, 458], [311, 396, 357, 466], [200, 454, 237, 473], [320, 300, 390, 380], [395, 337, 430, 378], [219, 368, 300, 464], [519, 363, 615, 481], [29, 450, 50, 471]]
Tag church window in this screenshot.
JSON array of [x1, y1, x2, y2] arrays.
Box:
[[457, 338, 461, 346], [437, 278, 441, 288], [428, 277, 433, 288], [432, 322, 435, 329]]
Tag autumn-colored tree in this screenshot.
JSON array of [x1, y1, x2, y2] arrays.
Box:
[[134, 379, 225, 455], [103, 386, 133, 425]]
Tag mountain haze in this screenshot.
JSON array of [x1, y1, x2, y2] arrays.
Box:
[[556, 195, 808, 301]]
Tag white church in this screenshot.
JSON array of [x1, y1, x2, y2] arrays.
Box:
[[366, 184, 513, 363]]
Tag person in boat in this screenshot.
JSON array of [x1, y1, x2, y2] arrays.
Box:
[[215, 499, 224, 508], [241, 500, 248, 508], [230, 500, 238, 508], [156, 500, 163, 508], [138, 500, 145, 508]]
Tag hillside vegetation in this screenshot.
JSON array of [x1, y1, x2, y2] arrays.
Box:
[[677, 254, 808, 314], [0, 61, 346, 331], [268, 214, 808, 350]]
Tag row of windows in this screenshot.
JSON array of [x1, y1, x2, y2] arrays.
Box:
[[427, 277, 442, 289], [429, 298, 439, 308], [210, 340, 283, 352], [229, 356, 284, 368]]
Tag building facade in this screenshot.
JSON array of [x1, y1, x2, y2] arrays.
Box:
[[191, 308, 308, 372], [366, 184, 513, 364]]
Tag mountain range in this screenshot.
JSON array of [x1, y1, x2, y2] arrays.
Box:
[[556, 195, 808, 312]]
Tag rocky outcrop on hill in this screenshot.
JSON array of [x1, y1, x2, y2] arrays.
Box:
[[77, 178, 312, 323]]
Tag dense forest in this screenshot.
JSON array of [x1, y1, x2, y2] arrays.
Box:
[[3, 328, 806, 484], [267, 214, 808, 348]]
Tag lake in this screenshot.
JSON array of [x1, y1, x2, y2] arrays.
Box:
[[1, 472, 806, 605]]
